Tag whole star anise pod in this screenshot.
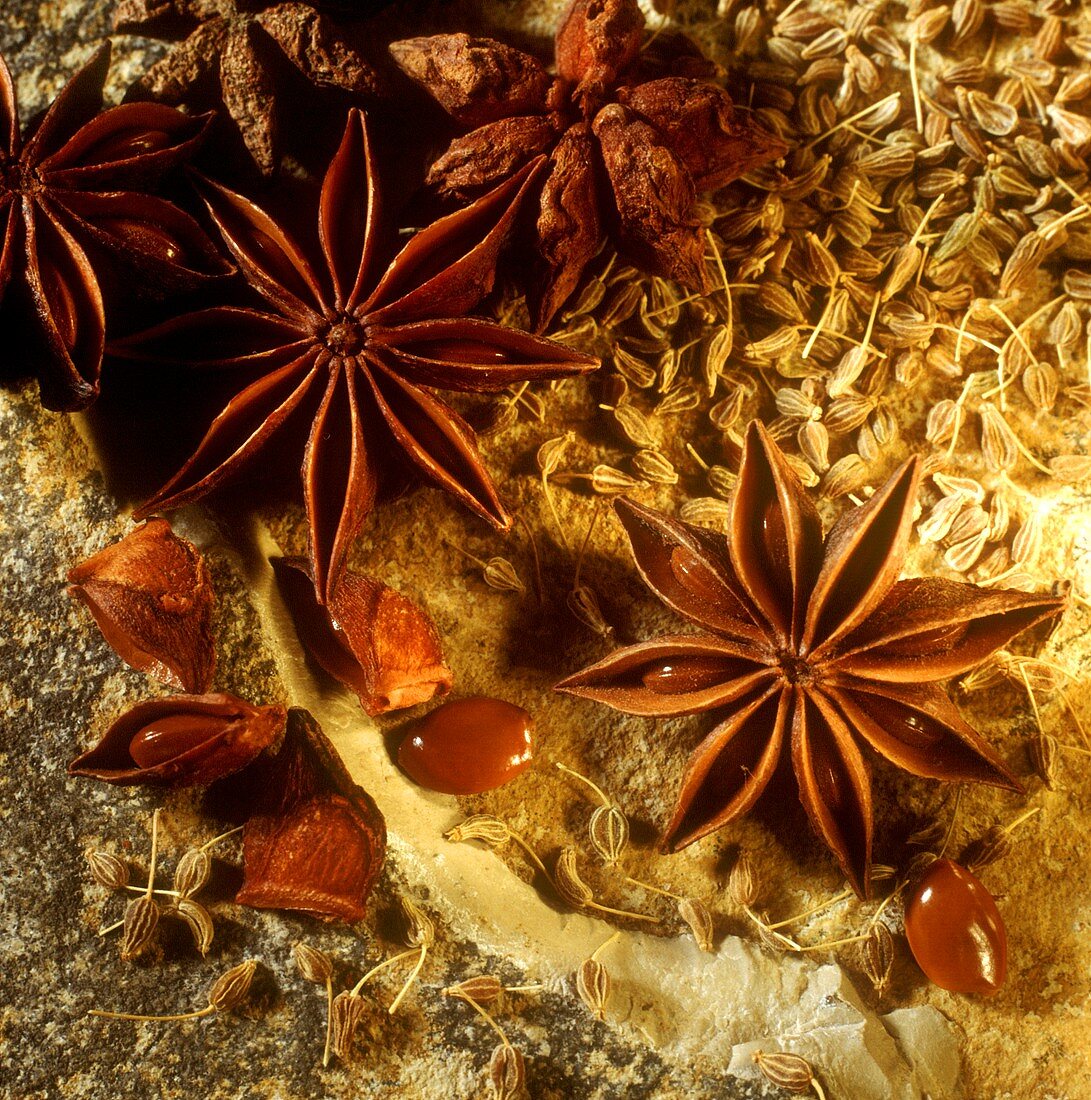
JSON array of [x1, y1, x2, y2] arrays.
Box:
[[0, 44, 227, 411], [557, 421, 1064, 895], [390, 0, 785, 328], [111, 109, 598, 603], [114, 0, 387, 176]]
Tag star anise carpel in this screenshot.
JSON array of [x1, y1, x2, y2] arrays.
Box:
[[113, 0, 388, 177], [391, 0, 786, 329], [111, 108, 599, 604], [0, 43, 227, 411], [556, 421, 1064, 896]]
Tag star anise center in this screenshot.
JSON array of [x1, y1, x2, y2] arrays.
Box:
[[322, 315, 366, 357], [776, 651, 817, 686]]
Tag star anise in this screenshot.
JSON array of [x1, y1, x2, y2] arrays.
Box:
[[0, 44, 227, 411], [390, 0, 785, 328], [556, 421, 1064, 895], [111, 109, 598, 603], [113, 0, 387, 176]]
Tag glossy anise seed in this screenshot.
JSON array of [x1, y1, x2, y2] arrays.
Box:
[[67, 519, 216, 693], [294, 943, 334, 985], [753, 1049, 820, 1094], [120, 896, 160, 961], [398, 697, 534, 795], [174, 898, 215, 957], [575, 959, 611, 1022], [557, 420, 1063, 895], [445, 975, 504, 1005], [173, 849, 211, 898], [208, 960, 258, 1012], [489, 1044, 527, 1099], [904, 859, 1007, 995], [677, 898, 715, 953], [87, 851, 130, 890], [331, 991, 366, 1057], [69, 693, 285, 788]]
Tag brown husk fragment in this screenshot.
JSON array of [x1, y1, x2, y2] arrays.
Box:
[[67, 519, 216, 692], [390, 0, 785, 328], [69, 692, 285, 786], [233, 708, 386, 922], [275, 557, 451, 715]]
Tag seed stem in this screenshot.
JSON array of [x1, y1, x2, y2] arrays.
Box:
[[555, 762, 611, 807], [146, 809, 160, 901], [388, 944, 428, 1016], [623, 875, 683, 901], [764, 887, 853, 930], [350, 948, 420, 997], [591, 931, 622, 963], [321, 976, 334, 1068], [453, 990, 510, 1050], [199, 825, 244, 852], [909, 36, 923, 131], [90, 1005, 215, 1022]]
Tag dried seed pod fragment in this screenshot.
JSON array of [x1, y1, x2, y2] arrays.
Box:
[[232, 708, 386, 923], [67, 519, 215, 692], [173, 898, 215, 957], [276, 558, 452, 716], [489, 1043, 527, 1100], [678, 897, 715, 952], [576, 958, 611, 1021], [330, 990, 366, 1057], [87, 850, 130, 890], [753, 1049, 823, 1094], [863, 923, 894, 996], [294, 943, 334, 985], [69, 693, 285, 787], [208, 960, 258, 1012]]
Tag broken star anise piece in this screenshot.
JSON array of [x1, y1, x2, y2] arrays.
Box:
[[0, 43, 228, 411], [69, 692, 285, 786], [556, 420, 1064, 896], [232, 707, 386, 923], [114, 0, 387, 176], [67, 518, 216, 693], [275, 556, 452, 715], [111, 109, 598, 604], [391, 0, 785, 328]]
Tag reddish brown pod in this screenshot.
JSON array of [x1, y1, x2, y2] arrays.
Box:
[[398, 697, 533, 795], [904, 858, 1008, 995], [67, 519, 216, 693], [69, 693, 284, 787], [234, 709, 386, 923], [275, 558, 452, 715]]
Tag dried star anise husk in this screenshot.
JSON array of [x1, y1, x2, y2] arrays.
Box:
[[231, 707, 386, 922], [275, 557, 452, 715], [67, 518, 216, 692], [0, 44, 227, 411], [68, 692, 286, 786], [557, 421, 1064, 896], [391, 0, 785, 328], [113, 0, 388, 176], [111, 109, 598, 603]]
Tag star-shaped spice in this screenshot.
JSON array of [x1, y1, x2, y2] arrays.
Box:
[[113, 0, 388, 176], [557, 421, 1064, 895], [391, 0, 785, 328], [112, 109, 598, 603], [0, 44, 227, 411]]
